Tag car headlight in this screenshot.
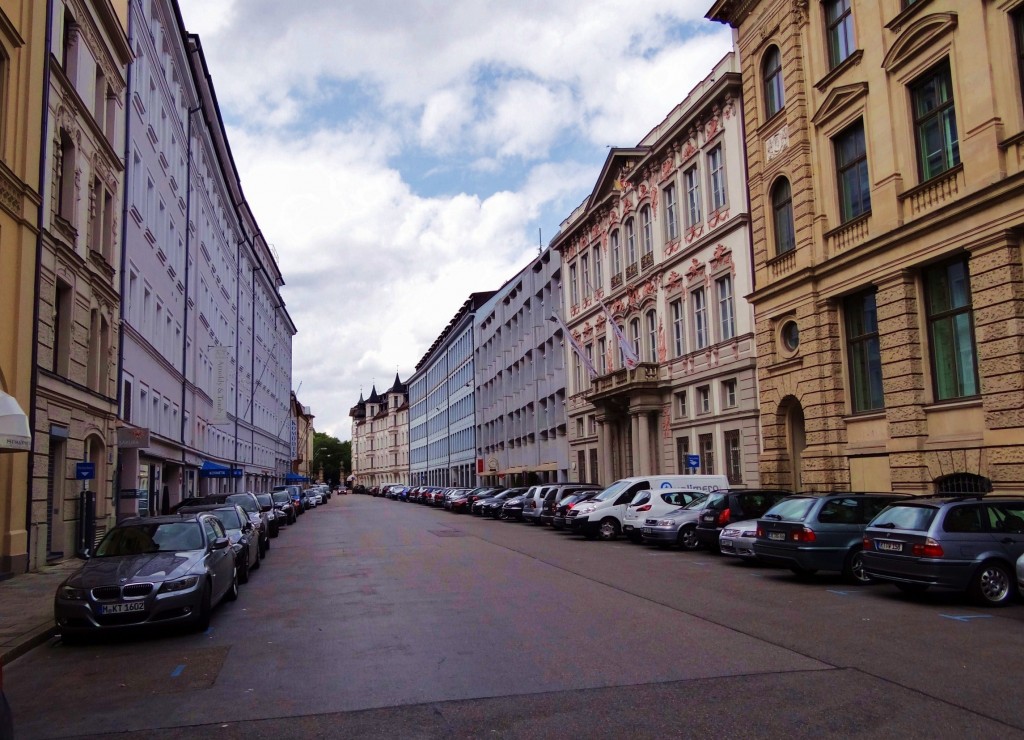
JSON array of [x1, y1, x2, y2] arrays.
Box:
[[60, 585, 87, 601], [722, 529, 738, 537], [159, 576, 200, 594], [741, 530, 757, 538]]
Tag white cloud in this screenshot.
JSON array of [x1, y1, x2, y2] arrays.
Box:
[[176, 0, 732, 439]]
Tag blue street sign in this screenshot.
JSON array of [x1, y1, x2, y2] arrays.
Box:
[[75, 462, 96, 480], [686, 454, 700, 469]]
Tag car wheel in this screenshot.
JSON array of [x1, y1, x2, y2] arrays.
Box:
[[238, 557, 250, 584], [264, 533, 270, 552], [678, 526, 700, 551], [270, 523, 279, 538], [598, 518, 619, 541], [843, 549, 873, 585], [969, 561, 1014, 607], [225, 568, 239, 601], [252, 545, 262, 570], [194, 581, 212, 632], [258, 538, 266, 559]]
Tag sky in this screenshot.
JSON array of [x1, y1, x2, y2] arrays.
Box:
[[176, 0, 732, 441]]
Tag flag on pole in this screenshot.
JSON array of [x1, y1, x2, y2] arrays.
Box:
[[601, 301, 639, 369], [550, 315, 598, 379]]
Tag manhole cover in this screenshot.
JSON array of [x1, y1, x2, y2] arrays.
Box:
[[429, 530, 466, 538]]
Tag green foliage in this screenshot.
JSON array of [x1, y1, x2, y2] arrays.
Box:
[[312, 432, 348, 485]]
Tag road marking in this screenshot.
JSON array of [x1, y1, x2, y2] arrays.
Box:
[[940, 614, 993, 623], [170, 664, 186, 678], [827, 589, 852, 596]]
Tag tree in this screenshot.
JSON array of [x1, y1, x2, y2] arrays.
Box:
[[312, 432, 346, 486]]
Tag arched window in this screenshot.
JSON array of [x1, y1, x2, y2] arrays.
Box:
[[640, 206, 653, 256], [625, 218, 636, 265], [771, 178, 795, 255], [629, 318, 641, 362], [610, 230, 621, 276], [646, 310, 658, 363], [763, 46, 784, 119]]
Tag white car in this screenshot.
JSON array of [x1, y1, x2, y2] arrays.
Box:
[[719, 519, 760, 559], [622, 489, 708, 542], [306, 489, 322, 507]]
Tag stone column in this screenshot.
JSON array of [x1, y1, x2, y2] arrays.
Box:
[[637, 412, 651, 476], [629, 413, 640, 477], [598, 416, 614, 484]]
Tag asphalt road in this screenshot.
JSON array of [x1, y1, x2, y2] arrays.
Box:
[[8, 494, 1024, 739]]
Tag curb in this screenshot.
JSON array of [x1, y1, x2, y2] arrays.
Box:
[[1, 624, 57, 666]]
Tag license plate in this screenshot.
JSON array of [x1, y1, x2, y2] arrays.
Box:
[[769, 532, 786, 541], [98, 602, 145, 615], [720, 538, 733, 547], [642, 527, 652, 534], [877, 541, 902, 552]]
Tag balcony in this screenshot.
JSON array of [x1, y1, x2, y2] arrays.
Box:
[[611, 273, 623, 289], [641, 252, 654, 271], [626, 263, 638, 280], [899, 164, 964, 222], [825, 212, 870, 257], [587, 362, 663, 403]]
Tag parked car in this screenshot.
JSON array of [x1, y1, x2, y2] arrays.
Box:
[[1018, 551, 1024, 595], [552, 491, 601, 530], [540, 484, 603, 526], [862, 495, 1024, 606], [477, 488, 527, 517], [640, 495, 715, 549], [500, 491, 531, 521], [622, 489, 708, 542], [719, 519, 760, 559], [178, 504, 260, 583], [466, 486, 503, 512], [54, 513, 238, 639], [305, 488, 322, 507], [270, 490, 297, 525], [0, 661, 11, 740], [521, 485, 556, 525], [754, 492, 910, 582], [447, 489, 476, 514], [254, 493, 286, 536], [443, 488, 470, 511], [273, 484, 304, 516], [570, 475, 729, 541], [173, 492, 270, 557], [694, 489, 793, 553]]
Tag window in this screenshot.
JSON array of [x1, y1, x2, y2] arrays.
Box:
[[611, 230, 621, 276], [676, 390, 687, 418], [664, 183, 679, 241], [580, 253, 590, 297], [54, 280, 73, 375], [825, 0, 855, 69], [592, 246, 602, 290], [646, 310, 657, 363], [845, 290, 884, 412], [708, 146, 726, 212], [597, 337, 606, 374], [724, 430, 742, 485], [629, 318, 641, 362], [693, 287, 709, 349], [1015, 11, 1024, 105], [684, 167, 701, 227], [771, 178, 796, 255], [716, 276, 735, 341], [677, 436, 691, 471], [625, 218, 636, 265], [57, 130, 76, 222], [122, 379, 133, 422], [763, 46, 784, 118], [671, 299, 684, 357], [835, 121, 870, 222], [569, 263, 579, 305], [641, 206, 653, 256], [925, 257, 978, 400], [723, 379, 737, 408], [912, 62, 959, 181], [698, 386, 711, 414], [699, 433, 715, 475]]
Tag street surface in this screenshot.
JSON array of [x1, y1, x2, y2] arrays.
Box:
[[7, 494, 1024, 739]]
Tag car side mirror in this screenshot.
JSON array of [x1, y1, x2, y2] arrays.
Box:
[[211, 537, 230, 550], [78, 548, 91, 560]]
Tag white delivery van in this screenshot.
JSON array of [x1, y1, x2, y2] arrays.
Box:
[[567, 475, 728, 541]]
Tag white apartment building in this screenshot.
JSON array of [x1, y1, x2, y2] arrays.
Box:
[[475, 249, 570, 486], [349, 375, 409, 489]]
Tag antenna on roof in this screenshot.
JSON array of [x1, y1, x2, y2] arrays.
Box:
[[538, 228, 542, 255]]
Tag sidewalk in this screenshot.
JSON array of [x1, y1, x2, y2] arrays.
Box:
[[0, 560, 80, 665]]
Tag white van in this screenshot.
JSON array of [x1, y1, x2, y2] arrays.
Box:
[[567, 475, 728, 541]]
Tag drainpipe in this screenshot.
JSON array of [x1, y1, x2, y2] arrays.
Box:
[[180, 103, 201, 475]]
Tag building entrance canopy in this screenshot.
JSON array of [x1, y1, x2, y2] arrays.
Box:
[[0, 391, 30, 452]]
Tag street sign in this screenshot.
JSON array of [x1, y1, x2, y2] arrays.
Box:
[[75, 462, 96, 480], [686, 454, 700, 469]]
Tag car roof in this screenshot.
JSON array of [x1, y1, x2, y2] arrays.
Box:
[[122, 513, 208, 525], [177, 504, 240, 514]]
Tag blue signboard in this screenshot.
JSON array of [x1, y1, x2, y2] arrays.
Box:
[[75, 462, 96, 480], [686, 454, 700, 469]]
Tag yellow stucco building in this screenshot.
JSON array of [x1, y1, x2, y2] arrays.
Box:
[[708, 0, 1024, 493]]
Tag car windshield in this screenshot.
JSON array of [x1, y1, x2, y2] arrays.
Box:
[[682, 497, 709, 511], [213, 508, 244, 530], [226, 494, 257, 513], [593, 480, 631, 502], [256, 494, 273, 506], [869, 505, 938, 531], [272, 492, 290, 504], [763, 497, 815, 522], [95, 522, 203, 556]]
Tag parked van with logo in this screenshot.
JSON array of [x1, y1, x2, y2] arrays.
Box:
[[568, 475, 728, 541]]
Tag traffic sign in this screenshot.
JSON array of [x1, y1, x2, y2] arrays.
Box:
[[686, 454, 700, 469], [75, 462, 96, 480]]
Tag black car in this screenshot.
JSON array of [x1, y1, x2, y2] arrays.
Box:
[[270, 490, 297, 525], [552, 491, 601, 530], [255, 493, 287, 536], [473, 488, 525, 516], [540, 484, 604, 526], [694, 489, 793, 552], [173, 492, 270, 558], [177, 504, 261, 583], [500, 492, 531, 521]]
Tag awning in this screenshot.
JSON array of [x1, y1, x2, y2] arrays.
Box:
[[285, 472, 309, 483], [0, 391, 31, 452], [199, 460, 241, 478]]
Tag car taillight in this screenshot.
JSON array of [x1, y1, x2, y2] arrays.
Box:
[[791, 527, 816, 543], [566, 503, 575, 510], [636, 504, 652, 512], [756, 527, 764, 537], [912, 538, 943, 558], [716, 509, 731, 526]]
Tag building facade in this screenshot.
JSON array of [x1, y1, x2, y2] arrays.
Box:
[[348, 375, 408, 488], [118, 1, 295, 521], [291, 392, 314, 482], [708, 0, 1024, 492], [31, 0, 131, 567], [409, 292, 495, 488], [0, 0, 47, 576], [552, 52, 761, 487], [475, 249, 570, 487]]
